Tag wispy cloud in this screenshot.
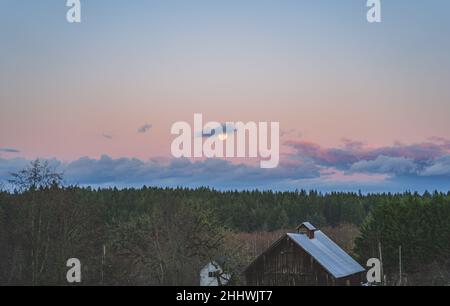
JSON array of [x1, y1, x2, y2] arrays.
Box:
[[200, 123, 237, 138], [350, 155, 418, 175], [138, 124, 152, 134], [281, 129, 302, 139], [102, 133, 113, 140], [0, 148, 20, 153]]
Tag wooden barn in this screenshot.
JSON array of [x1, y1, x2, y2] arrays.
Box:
[[244, 222, 365, 286]]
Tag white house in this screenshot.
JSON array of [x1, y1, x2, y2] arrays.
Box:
[[200, 261, 231, 286]]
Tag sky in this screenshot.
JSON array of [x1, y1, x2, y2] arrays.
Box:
[[1, 0, 450, 192]]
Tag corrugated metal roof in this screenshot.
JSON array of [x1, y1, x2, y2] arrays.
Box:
[[300, 222, 317, 231], [287, 231, 365, 279]]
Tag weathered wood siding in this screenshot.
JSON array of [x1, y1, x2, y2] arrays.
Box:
[[245, 235, 363, 286]]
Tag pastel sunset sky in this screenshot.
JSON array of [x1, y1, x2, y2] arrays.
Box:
[[1, 0, 450, 192]]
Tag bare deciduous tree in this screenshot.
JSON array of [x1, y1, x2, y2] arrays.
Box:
[[8, 159, 63, 191]]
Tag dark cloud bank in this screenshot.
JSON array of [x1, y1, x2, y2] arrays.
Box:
[[0, 139, 449, 193]]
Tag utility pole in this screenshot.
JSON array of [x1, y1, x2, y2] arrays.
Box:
[[378, 241, 384, 286], [101, 244, 106, 285], [398, 245, 402, 286]]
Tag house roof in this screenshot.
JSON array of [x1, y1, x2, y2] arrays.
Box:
[[287, 231, 365, 279]]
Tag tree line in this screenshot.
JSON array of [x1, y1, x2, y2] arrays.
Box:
[[0, 160, 449, 285]]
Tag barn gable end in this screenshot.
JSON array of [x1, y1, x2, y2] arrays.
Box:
[[244, 222, 365, 286]]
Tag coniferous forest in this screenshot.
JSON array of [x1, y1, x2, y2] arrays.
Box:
[[0, 161, 449, 286]]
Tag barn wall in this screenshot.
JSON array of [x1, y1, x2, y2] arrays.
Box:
[[245, 235, 362, 286]]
